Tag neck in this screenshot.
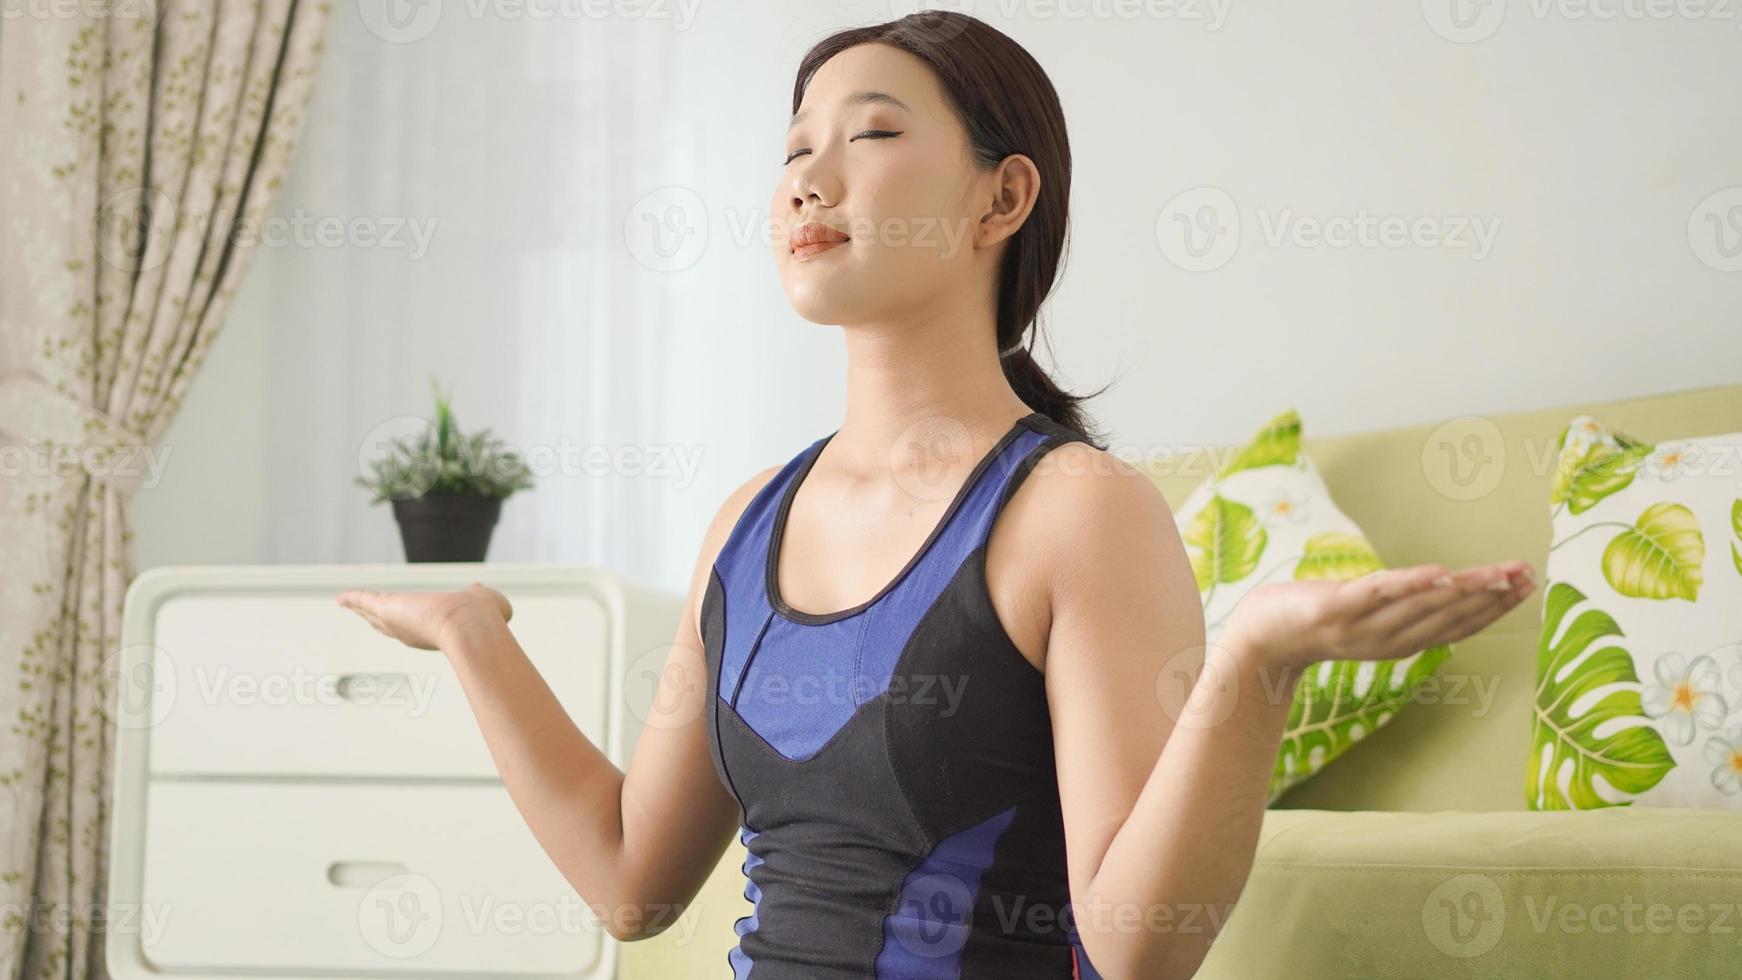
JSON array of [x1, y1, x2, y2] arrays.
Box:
[[831, 309, 1032, 472]]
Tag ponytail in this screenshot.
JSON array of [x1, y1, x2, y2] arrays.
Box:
[[1000, 344, 1106, 448]]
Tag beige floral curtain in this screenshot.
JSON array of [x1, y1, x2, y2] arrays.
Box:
[[0, 1, 332, 976]]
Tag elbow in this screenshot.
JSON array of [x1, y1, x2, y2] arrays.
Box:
[[593, 886, 648, 944], [1075, 933, 1142, 980], [600, 908, 649, 945], [606, 922, 655, 944], [1073, 881, 1226, 980], [606, 905, 696, 945], [1099, 953, 1206, 980], [602, 905, 646, 944], [575, 873, 654, 944], [1078, 930, 1209, 980], [596, 885, 692, 944]]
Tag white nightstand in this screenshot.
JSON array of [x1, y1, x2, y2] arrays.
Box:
[[107, 562, 682, 980]]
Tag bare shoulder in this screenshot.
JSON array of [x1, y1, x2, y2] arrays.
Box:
[[988, 439, 1188, 668], [685, 463, 784, 638], [1014, 439, 1181, 570], [1019, 438, 1202, 668], [707, 463, 784, 544]]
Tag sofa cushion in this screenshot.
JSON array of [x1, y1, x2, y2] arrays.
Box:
[[1172, 408, 1450, 802], [1193, 806, 1742, 979], [1142, 384, 1742, 813], [1530, 415, 1742, 810]]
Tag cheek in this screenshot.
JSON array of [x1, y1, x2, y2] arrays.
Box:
[[876, 181, 975, 263], [857, 191, 971, 266], [865, 214, 974, 270]]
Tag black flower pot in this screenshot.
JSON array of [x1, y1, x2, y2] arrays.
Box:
[[391, 492, 503, 562]]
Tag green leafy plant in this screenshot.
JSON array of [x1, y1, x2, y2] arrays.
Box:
[[355, 374, 536, 504]]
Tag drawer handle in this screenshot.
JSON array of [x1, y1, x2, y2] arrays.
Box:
[[327, 860, 410, 887], [333, 672, 412, 702]]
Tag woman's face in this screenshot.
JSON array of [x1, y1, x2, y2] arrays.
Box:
[[772, 42, 995, 327]]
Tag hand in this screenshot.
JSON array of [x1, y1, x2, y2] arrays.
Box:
[[1220, 560, 1537, 674], [335, 581, 513, 652]]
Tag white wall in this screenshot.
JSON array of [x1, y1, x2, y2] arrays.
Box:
[[134, 0, 1742, 594]]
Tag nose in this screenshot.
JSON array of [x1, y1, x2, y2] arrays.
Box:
[[786, 154, 838, 214], [790, 183, 833, 215]]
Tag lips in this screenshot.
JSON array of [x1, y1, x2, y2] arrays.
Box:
[[790, 221, 849, 258]]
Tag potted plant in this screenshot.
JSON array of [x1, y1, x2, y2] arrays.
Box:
[[355, 375, 535, 562]]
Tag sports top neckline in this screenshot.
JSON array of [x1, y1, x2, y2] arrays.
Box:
[[764, 411, 1047, 626]]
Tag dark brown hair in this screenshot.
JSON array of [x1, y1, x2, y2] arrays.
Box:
[[793, 11, 1110, 446]]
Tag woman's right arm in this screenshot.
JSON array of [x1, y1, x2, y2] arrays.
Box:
[[434, 467, 780, 943]]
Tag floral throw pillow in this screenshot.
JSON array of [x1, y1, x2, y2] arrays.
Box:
[[1176, 409, 1452, 803], [1528, 415, 1742, 810]]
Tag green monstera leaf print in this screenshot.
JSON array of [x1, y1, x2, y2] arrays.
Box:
[[1270, 645, 1451, 802], [1267, 532, 1452, 802], [1184, 494, 1267, 595], [1731, 499, 1741, 579], [1528, 581, 1676, 809], [1293, 531, 1381, 581], [1550, 429, 1653, 517], [1602, 501, 1705, 602], [1214, 409, 1301, 482]]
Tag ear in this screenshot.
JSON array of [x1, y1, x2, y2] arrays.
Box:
[[975, 153, 1042, 250]]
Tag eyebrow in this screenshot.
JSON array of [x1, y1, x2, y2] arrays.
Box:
[[789, 91, 913, 131]]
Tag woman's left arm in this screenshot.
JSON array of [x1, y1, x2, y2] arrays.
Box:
[[1037, 452, 1534, 980]]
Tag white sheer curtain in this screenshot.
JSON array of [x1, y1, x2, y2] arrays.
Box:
[[243, 7, 713, 584]]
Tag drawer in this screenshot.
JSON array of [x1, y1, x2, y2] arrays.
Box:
[[144, 590, 608, 778], [136, 781, 609, 976]]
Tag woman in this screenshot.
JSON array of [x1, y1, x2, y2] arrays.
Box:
[[337, 12, 1534, 979]]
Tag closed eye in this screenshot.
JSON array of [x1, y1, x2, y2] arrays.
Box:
[[783, 130, 903, 166]]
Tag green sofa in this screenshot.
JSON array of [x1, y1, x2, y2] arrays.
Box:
[[620, 383, 1742, 978]]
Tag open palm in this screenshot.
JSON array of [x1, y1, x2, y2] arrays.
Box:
[[1223, 561, 1537, 673], [336, 581, 512, 651]]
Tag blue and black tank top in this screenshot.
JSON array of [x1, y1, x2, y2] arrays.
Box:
[[700, 410, 1107, 979]]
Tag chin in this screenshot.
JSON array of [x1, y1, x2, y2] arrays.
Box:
[[784, 291, 855, 325], [780, 269, 863, 324]]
